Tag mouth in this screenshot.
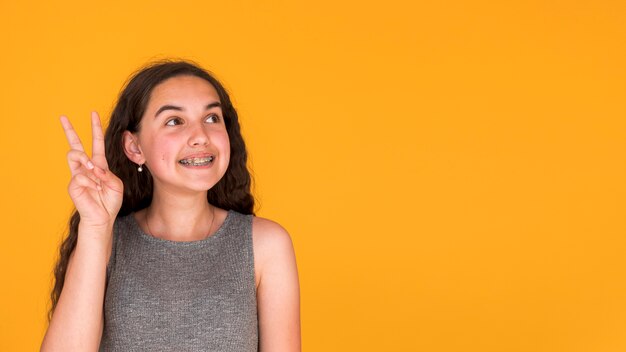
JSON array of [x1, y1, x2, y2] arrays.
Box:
[[178, 155, 215, 166]]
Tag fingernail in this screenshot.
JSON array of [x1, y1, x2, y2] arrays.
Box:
[[87, 161, 95, 169]]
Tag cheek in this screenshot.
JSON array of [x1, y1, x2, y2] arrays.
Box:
[[218, 132, 231, 158], [211, 131, 231, 172], [146, 136, 177, 165]]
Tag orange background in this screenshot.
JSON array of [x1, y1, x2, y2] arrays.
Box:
[[1, 1, 625, 351]]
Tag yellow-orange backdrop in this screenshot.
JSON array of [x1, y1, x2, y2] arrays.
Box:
[[1, 0, 625, 351]]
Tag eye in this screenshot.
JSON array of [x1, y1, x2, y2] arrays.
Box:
[[165, 117, 183, 126], [205, 113, 220, 123]]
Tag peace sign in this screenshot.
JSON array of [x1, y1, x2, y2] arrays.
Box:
[[61, 112, 123, 230]]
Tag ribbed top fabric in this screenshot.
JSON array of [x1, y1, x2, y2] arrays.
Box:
[[99, 210, 258, 352]]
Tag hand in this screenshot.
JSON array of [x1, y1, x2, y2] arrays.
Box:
[[61, 112, 123, 229]]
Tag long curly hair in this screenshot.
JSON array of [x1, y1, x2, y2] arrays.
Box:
[[48, 60, 255, 321]]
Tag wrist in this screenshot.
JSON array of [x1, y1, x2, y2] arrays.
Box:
[[77, 221, 115, 243]]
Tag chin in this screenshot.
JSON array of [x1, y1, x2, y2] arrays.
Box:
[[189, 180, 222, 193]]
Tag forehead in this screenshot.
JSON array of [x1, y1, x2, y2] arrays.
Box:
[[148, 75, 220, 106]]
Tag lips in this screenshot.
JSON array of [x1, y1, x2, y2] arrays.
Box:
[[178, 155, 215, 166]]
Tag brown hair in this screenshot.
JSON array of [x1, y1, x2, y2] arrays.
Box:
[[49, 60, 255, 321]]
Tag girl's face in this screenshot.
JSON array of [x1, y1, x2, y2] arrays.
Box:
[[124, 75, 231, 195]]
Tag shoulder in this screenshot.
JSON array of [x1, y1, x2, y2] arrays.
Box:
[[250, 216, 301, 349], [250, 216, 297, 289], [113, 212, 139, 239], [252, 216, 292, 249]]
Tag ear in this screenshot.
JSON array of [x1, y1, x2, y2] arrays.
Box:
[[122, 131, 146, 165]]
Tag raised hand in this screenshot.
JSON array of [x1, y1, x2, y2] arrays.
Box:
[[61, 112, 123, 229]]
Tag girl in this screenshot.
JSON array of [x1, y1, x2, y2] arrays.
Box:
[[41, 61, 301, 351]]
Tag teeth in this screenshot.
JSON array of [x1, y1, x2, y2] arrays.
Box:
[[179, 156, 214, 166]]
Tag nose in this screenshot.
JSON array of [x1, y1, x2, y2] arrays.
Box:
[[188, 123, 209, 147]]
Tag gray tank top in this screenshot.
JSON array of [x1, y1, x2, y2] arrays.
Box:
[[100, 210, 258, 352]]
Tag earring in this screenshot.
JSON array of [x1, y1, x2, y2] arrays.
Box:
[[138, 164, 143, 172]]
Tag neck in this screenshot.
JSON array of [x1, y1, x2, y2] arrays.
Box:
[[145, 188, 216, 241]]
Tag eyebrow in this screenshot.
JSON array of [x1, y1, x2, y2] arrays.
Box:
[[155, 102, 222, 118]]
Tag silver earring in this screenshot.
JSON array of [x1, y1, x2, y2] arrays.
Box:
[[138, 164, 143, 172]]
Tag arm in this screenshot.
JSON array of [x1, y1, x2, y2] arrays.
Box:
[[41, 225, 112, 351], [253, 218, 302, 352], [41, 112, 123, 351]]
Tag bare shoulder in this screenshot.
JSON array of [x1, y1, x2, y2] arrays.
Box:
[[251, 216, 297, 288], [252, 216, 293, 248], [251, 216, 301, 350]]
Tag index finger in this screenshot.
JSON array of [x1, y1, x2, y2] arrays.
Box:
[[90, 111, 108, 168], [60, 115, 85, 152]]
